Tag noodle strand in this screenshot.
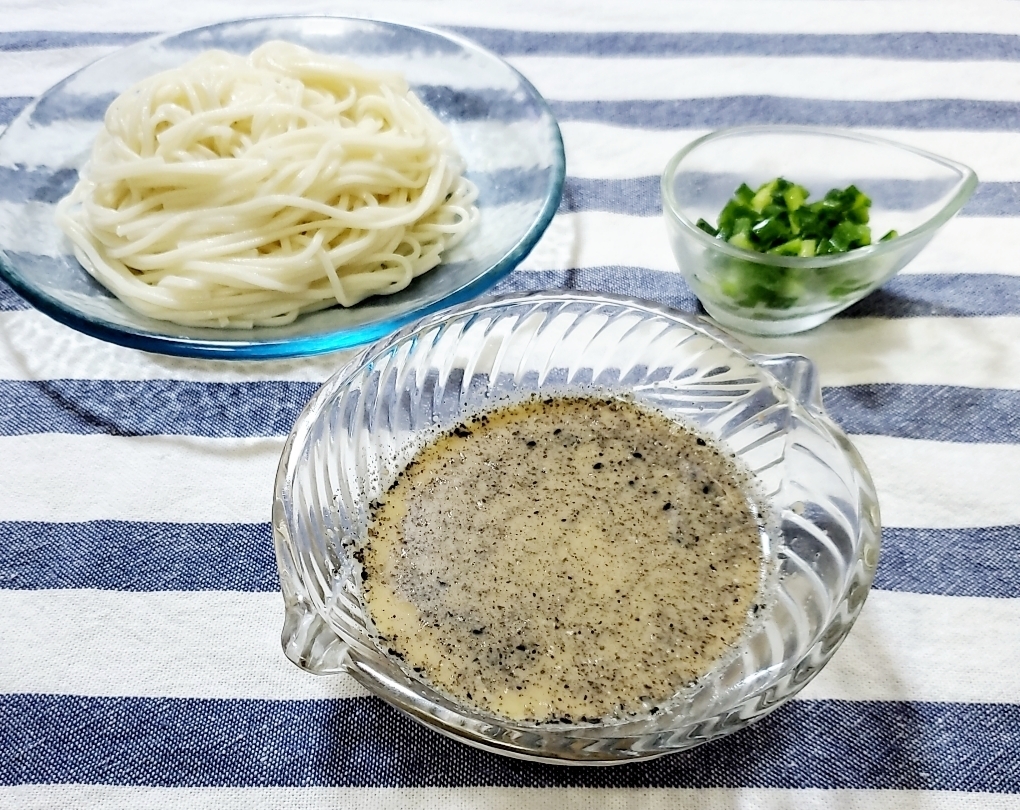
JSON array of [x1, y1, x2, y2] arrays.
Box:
[[56, 41, 479, 328]]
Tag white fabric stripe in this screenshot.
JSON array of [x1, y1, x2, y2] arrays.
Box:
[[520, 212, 677, 273], [17, 206, 994, 279], [4, 209, 1016, 281], [883, 218, 1020, 276], [0, 199, 559, 259], [0, 46, 119, 96], [4, 588, 1019, 704], [0, 118, 1015, 187], [0, 120, 552, 173], [2, 311, 1020, 393], [522, 213, 1019, 277], [742, 316, 1020, 391], [3, 1, 1020, 35], [848, 435, 1020, 529], [9, 431, 1019, 528], [3, 786, 1020, 810], [561, 124, 1020, 182], [0, 309, 356, 382], [1, 123, 1017, 186], [0, 50, 523, 101], [0, 434, 283, 522], [510, 55, 1020, 103], [9, 48, 1020, 104], [0, 120, 97, 169], [0, 589, 369, 700], [803, 590, 1020, 704], [0, 199, 76, 257], [2, 110, 1017, 197], [1, 432, 1018, 529]]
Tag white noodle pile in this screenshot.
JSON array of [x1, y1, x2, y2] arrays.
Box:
[[55, 41, 479, 328]]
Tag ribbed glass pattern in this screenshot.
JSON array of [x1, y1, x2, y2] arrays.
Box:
[[274, 291, 880, 763]]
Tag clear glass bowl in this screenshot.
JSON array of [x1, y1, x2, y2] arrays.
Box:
[[273, 291, 881, 764], [0, 16, 564, 359], [661, 126, 977, 336]]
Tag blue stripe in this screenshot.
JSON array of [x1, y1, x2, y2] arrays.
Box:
[[0, 269, 666, 314], [2, 376, 1019, 443], [1, 166, 553, 207], [3, 518, 1017, 596], [0, 96, 31, 126], [550, 97, 1020, 131], [0, 166, 79, 204], [494, 268, 1020, 318], [16, 86, 540, 128], [0, 694, 1017, 788], [0, 379, 317, 437], [166, 24, 469, 58], [2, 266, 1019, 321], [0, 276, 25, 310], [562, 176, 1020, 218], [0, 31, 151, 51], [493, 267, 701, 311], [824, 384, 1020, 444], [559, 177, 660, 216], [841, 273, 1020, 318], [448, 28, 1020, 61], [25, 90, 116, 127], [7, 94, 1020, 131], [877, 526, 1020, 599], [4, 168, 1014, 216], [962, 181, 1020, 216], [4, 29, 1020, 61], [0, 520, 277, 592]]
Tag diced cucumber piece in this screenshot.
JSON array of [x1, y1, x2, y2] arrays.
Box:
[[695, 176, 900, 309]]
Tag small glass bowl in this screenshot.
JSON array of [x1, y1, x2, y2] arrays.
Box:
[[661, 126, 977, 336], [273, 291, 880, 764]]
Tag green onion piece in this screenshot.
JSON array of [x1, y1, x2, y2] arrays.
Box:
[[696, 218, 719, 237], [733, 183, 756, 206], [701, 177, 894, 258], [782, 184, 809, 212], [750, 179, 779, 213], [727, 232, 755, 251], [696, 177, 900, 310]]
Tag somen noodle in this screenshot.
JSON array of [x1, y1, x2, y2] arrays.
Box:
[[56, 41, 479, 328]]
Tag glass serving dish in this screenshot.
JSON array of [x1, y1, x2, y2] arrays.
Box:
[[0, 16, 564, 359], [661, 126, 977, 336], [273, 291, 881, 764]]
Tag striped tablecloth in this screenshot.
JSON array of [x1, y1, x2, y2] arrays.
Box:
[[2, 1, 1019, 806]]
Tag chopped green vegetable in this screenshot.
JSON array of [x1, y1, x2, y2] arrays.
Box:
[[701, 178, 899, 258], [695, 177, 899, 310]]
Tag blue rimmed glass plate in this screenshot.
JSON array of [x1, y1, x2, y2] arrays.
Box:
[[0, 16, 564, 359]]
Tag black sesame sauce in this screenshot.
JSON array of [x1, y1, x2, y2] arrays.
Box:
[[362, 396, 764, 723]]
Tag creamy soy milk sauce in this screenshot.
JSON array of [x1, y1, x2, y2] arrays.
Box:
[[362, 396, 765, 723]]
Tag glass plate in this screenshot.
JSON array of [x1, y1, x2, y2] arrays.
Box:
[[0, 16, 565, 359]]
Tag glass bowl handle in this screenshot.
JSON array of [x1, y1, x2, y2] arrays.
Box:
[[752, 353, 825, 415], [280, 588, 353, 675]]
